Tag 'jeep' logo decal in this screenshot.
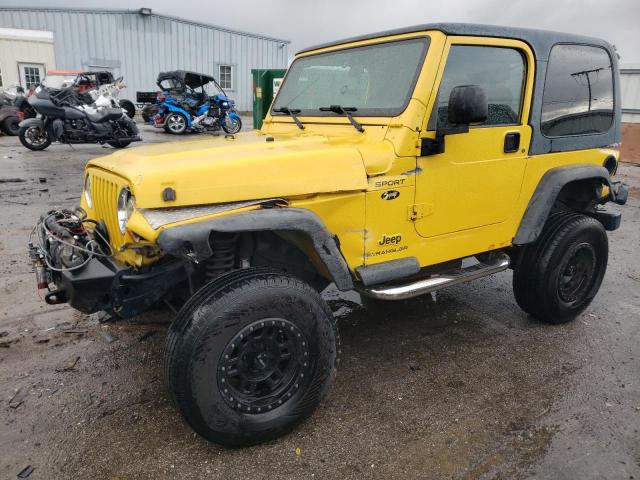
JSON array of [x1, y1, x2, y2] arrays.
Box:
[[381, 190, 400, 200], [378, 234, 402, 246]]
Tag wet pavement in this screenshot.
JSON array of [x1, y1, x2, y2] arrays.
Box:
[[0, 123, 639, 479]]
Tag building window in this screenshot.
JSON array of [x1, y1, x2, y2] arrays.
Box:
[[219, 64, 233, 90], [541, 44, 613, 137], [20, 65, 43, 89], [430, 45, 526, 129]]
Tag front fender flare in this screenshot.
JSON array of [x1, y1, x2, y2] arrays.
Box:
[[157, 208, 354, 291], [514, 164, 612, 245]]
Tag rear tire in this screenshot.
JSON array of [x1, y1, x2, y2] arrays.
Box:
[[2, 117, 20, 136], [19, 125, 51, 151], [164, 112, 188, 134], [164, 269, 339, 446], [119, 100, 135, 119], [512, 213, 608, 323]]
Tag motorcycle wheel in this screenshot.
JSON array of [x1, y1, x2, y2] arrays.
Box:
[[19, 125, 51, 151], [107, 139, 131, 149], [222, 114, 242, 134], [2, 117, 20, 136], [141, 105, 159, 123], [164, 112, 188, 135], [119, 100, 136, 119], [108, 122, 135, 149]]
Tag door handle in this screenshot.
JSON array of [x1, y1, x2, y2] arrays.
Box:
[[504, 132, 520, 153]]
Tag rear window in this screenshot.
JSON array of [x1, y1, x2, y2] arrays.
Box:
[[541, 44, 614, 137]]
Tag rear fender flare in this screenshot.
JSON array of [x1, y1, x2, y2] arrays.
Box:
[[514, 165, 612, 245], [164, 103, 192, 127], [157, 208, 354, 291]]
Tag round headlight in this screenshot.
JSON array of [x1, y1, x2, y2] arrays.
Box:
[[83, 175, 92, 209], [116, 187, 135, 234], [222, 101, 229, 107]]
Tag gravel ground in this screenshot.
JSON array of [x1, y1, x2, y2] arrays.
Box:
[[0, 123, 638, 479]]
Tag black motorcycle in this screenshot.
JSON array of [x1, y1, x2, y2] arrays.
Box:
[[18, 87, 140, 151]]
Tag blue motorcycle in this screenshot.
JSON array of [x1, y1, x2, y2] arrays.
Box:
[[152, 70, 242, 135]]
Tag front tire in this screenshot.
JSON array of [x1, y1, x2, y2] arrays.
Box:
[[2, 117, 20, 136], [164, 112, 188, 134], [164, 269, 339, 446], [513, 213, 608, 323], [222, 114, 242, 134], [19, 125, 51, 151]]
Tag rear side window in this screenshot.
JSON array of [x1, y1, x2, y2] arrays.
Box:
[[430, 45, 526, 129], [541, 44, 614, 137]]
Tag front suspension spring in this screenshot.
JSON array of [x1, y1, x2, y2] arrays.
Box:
[[204, 232, 238, 280]]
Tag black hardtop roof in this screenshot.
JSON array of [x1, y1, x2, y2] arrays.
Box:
[[157, 70, 215, 88], [297, 23, 614, 59]]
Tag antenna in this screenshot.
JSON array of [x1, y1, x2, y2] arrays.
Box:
[[570, 67, 604, 111]]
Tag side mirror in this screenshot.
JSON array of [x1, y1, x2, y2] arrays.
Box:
[[421, 85, 488, 156], [447, 85, 488, 126]]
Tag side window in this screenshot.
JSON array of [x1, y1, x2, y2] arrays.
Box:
[[541, 44, 613, 137], [429, 45, 526, 130]]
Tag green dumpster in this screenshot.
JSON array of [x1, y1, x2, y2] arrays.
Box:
[[252, 69, 287, 130]]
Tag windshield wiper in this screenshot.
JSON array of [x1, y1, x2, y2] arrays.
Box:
[[273, 107, 305, 130], [318, 105, 364, 132]]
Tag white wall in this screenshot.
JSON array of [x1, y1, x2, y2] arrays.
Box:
[[0, 28, 55, 88]]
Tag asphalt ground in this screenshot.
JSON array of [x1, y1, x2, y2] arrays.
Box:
[[0, 122, 638, 479]]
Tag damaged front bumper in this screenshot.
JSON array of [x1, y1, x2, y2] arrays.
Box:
[[29, 210, 187, 318]]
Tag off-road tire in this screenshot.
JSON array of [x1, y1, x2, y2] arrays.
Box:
[[513, 212, 608, 323], [164, 268, 339, 446], [2, 117, 20, 136]]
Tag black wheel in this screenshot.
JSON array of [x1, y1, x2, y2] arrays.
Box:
[[19, 125, 51, 151], [107, 139, 131, 148], [2, 116, 20, 136], [164, 112, 188, 134], [107, 120, 136, 148], [141, 104, 159, 123], [119, 100, 136, 119], [512, 213, 608, 323], [221, 114, 242, 134], [164, 269, 339, 446]]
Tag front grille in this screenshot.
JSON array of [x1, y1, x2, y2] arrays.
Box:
[[90, 172, 126, 252]]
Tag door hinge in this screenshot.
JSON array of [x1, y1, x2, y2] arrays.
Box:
[[408, 203, 433, 221]]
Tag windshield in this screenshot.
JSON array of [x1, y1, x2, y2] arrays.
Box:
[[272, 37, 429, 117]]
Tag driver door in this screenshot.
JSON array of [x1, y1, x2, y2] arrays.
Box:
[[414, 37, 534, 238]]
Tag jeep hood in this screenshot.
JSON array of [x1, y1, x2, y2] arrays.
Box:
[[88, 133, 376, 208]]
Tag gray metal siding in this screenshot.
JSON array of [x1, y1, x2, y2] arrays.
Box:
[[621, 65, 640, 123], [0, 8, 289, 111]]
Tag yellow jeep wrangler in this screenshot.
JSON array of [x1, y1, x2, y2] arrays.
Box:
[[31, 23, 628, 446]]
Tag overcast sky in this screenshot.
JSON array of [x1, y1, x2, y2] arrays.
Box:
[[18, 0, 640, 63]]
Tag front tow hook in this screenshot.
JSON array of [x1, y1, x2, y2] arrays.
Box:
[[45, 290, 67, 305]]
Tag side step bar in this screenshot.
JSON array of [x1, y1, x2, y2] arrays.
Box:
[[359, 253, 510, 301]]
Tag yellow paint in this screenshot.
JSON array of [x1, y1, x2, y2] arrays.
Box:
[[81, 29, 619, 274]]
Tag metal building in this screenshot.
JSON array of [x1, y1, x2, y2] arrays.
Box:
[[0, 7, 289, 111], [621, 64, 640, 123]]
